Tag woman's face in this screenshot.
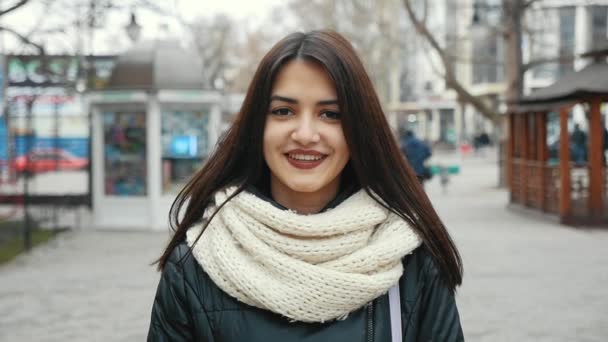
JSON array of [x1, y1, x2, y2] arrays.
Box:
[[263, 59, 350, 204]]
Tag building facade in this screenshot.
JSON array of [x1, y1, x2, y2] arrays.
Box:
[[387, 0, 608, 147]]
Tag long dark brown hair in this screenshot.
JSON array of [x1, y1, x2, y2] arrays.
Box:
[[157, 30, 463, 290]]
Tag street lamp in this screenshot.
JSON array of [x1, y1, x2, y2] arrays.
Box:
[[125, 12, 142, 43], [75, 71, 86, 93], [472, 2, 481, 25], [470, 1, 490, 38], [471, 1, 502, 27]]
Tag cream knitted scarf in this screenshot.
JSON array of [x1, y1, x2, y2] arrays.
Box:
[[186, 186, 422, 323]]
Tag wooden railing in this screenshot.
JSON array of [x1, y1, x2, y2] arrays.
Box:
[[511, 159, 522, 203], [544, 164, 560, 214], [511, 159, 608, 220], [568, 164, 608, 220], [511, 158, 559, 214], [568, 165, 589, 218]]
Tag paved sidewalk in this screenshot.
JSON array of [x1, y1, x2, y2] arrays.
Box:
[[0, 230, 167, 342], [1, 152, 607, 341], [427, 153, 608, 341]]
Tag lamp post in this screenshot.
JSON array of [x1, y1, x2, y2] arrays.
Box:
[[125, 12, 142, 43], [470, 5, 486, 84], [471, 1, 482, 25]]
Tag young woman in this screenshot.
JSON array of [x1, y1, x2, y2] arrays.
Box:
[[148, 30, 464, 341]]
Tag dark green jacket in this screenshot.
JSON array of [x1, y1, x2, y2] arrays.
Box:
[[147, 242, 464, 341]]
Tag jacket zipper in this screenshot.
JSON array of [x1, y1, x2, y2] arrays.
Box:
[[366, 301, 374, 342]]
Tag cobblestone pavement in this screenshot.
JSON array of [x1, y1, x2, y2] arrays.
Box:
[[426, 152, 608, 342], [0, 231, 167, 342], [1, 152, 607, 341]]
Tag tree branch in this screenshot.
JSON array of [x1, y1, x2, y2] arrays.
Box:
[[0, 0, 30, 17], [0, 25, 45, 54], [133, 0, 172, 15], [402, 0, 500, 123], [422, 0, 428, 26]]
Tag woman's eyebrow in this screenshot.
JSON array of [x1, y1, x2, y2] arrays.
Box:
[[270, 95, 338, 106], [317, 99, 338, 106], [270, 95, 297, 104]]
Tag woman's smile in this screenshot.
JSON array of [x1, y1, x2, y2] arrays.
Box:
[[285, 149, 328, 169]]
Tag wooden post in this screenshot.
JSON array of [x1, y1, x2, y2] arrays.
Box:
[[507, 114, 515, 191], [559, 106, 571, 222], [588, 98, 603, 219], [537, 112, 548, 210], [521, 113, 529, 205]]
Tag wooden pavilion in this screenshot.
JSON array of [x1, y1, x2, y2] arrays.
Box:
[[508, 49, 608, 226]]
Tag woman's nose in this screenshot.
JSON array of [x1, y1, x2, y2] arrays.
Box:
[[291, 116, 321, 144]]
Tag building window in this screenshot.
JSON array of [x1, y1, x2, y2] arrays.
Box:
[[528, 7, 559, 80], [590, 5, 608, 50], [471, 0, 504, 84], [439, 108, 456, 145], [472, 35, 503, 84], [399, 71, 413, 102], [103, 111, 147, 196], [161, 110, 209, 194], [558, 6, 576, 76]]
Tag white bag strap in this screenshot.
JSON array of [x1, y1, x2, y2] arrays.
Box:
[[388, 284, 402, 342]]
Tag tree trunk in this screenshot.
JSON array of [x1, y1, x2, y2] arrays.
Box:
[[499, 0, 525, 187], [503, 0, 524, 105]]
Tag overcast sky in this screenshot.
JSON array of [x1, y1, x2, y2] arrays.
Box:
[[1, 0, 285, 54], [174, 0, 284, 21]]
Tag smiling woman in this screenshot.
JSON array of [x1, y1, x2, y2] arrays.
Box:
[[264, 60, 350, 214], [148, 30, 464, 342]]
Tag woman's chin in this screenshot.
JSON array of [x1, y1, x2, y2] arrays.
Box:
[[284, 182, 323, 194], [271, 173, 340, 197]]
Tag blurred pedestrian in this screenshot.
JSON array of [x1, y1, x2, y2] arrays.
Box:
[[148, 30, 463, 342], [400, 130, 432, 184], [472, 131, 491, 156], [439, 165, 451, 194], [571, 123, 587, 165], [478, 132, 491, 146]]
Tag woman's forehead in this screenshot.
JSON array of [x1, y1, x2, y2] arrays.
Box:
[[271, 60, 337, 101]]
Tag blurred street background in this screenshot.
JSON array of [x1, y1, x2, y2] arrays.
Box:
[[1, 0, 608, 341], [2, 151, 608, 341]]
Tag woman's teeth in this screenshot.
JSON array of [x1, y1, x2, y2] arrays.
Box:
[[288, 154, 324, 161]]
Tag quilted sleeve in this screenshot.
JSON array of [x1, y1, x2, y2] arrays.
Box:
[[147, 258, 194, 341], [417, 256, 465, 341]]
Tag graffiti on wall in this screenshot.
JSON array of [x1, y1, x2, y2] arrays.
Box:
[[6, 55, 116, 89]]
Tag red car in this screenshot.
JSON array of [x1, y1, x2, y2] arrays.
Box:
[[11, 148, 89, 174]]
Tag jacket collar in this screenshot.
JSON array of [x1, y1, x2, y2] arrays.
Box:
[[246, 183, 359, 213]]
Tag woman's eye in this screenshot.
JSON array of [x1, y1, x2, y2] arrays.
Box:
[[321, 111, 341, 120], [270, 108, 292, 116]]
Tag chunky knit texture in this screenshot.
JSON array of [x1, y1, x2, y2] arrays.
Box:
[[186, 186, 422, 323]]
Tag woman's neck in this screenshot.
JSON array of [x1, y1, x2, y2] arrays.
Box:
[[270, 178, 340, 215]]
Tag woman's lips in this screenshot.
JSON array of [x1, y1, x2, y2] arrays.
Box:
[[285, 154, 327, 169]]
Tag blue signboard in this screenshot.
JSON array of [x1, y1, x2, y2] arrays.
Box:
[[0, 120, 7, 161], [170, 135, 198, 158], [0, 54, 4, 117], [13, 136, 89, 158]]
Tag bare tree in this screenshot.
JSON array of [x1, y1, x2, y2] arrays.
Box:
[[402, 0, 565, 186], [282, 0, 411, 103], [227, 26, 280, 92], [402, 0, 568, 122], [176, 14, 234, 90], [0, 0, 173, 55], [0, 0, 45, 54], [0, 0, 30, 17], [183, 6, 290, 93]]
